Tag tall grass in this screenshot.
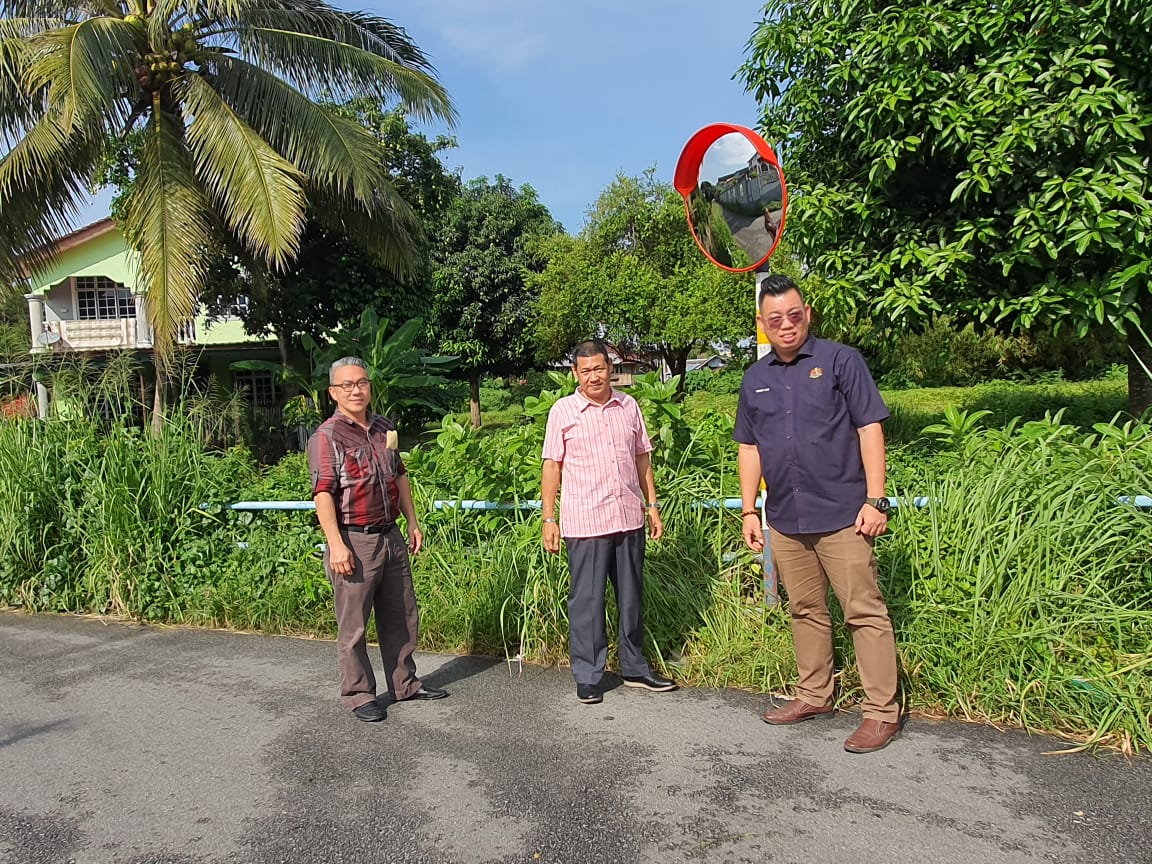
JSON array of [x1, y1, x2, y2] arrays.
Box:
[[0, 367, 1148, 752]]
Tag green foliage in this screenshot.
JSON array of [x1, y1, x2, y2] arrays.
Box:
[[741, 0, 1152, 404], [431, 175, 560, 376], [532, 170, 752, 388]]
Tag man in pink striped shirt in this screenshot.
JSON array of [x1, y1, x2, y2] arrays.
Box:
[[541, 339, 678, 704]]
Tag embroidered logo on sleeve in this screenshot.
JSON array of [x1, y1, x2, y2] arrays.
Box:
[[809, 367, 823, 379]]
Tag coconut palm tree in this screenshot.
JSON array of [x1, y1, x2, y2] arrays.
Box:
[[0, 0, 454, 370]]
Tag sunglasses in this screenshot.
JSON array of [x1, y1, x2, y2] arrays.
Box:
[[763, 309, 806, 331]]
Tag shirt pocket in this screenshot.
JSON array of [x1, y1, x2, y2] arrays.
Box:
[[342, 446, 377, 483], [749, 386, 784, 422], [797, 373, 843, 430]]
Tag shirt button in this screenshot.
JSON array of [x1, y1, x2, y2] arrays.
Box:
[[785, 410, 791, 415], [785, 385, 791, 390], [785, 435, 791, 439]]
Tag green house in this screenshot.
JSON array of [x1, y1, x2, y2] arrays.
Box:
[[22, 218, 284, 418]]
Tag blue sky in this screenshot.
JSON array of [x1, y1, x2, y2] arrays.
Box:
[[77, 0, 768, 235]]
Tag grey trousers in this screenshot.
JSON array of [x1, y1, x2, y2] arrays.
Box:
[[324, 526, 422, 710], [565, 528, 652, 685]]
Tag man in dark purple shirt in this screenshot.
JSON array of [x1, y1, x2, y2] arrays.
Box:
[[735, 275, 901, 753]]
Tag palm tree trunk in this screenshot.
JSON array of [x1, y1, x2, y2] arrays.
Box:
[[469, 370, 482, 429], [151, 361, 166, 434]]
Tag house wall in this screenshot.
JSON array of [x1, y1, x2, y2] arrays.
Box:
[[27, 229, 140, 296]]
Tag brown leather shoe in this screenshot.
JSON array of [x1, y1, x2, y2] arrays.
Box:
[[761, 698, 834, 725], [844, 718, 901, 753]]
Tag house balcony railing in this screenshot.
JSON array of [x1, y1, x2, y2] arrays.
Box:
[[44, 318, 144, 351], [39, 317, 197, 352]]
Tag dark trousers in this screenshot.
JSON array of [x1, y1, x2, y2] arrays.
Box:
[[565, 528, 652, 685], [324, 526, 421, 710]]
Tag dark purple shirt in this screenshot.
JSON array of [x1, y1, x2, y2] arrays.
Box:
[[734, 337, 889, 535]]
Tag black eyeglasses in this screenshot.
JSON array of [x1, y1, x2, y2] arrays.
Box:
[[333, 378, 370, 392]]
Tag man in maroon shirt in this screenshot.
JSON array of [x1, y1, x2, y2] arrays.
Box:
[[307, 357, 446, 722]]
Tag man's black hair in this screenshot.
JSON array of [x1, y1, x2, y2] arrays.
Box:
[[758, 274, 804, 306], [571, 339, 611, 366]]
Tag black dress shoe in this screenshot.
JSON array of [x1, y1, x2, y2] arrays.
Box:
[[403, 686, 448, 701], [622, 673, 678, 692], [576, 683, 602, 704], [352, 702, 386, 722]]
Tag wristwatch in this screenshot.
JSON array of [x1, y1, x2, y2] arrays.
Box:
[[866, 496, 891, 515]]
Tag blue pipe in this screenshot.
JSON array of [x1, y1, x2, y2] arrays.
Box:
[[230, 495, 1149, 513]]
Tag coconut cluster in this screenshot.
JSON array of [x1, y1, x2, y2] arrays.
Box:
[[129, 21, 203, 91]]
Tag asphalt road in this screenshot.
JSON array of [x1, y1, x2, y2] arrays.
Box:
[[1, 611, 1149, 864]]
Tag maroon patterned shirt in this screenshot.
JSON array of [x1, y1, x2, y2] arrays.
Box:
[[307, 410, 407, 527]]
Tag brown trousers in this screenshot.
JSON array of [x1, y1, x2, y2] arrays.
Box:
[[325, 526, 421, 710], [771, 525, 900, 723]]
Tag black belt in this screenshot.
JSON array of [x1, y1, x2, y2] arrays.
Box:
[[343, 522, 395, 534]]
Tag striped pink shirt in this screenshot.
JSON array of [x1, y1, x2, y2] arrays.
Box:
[[542, 388, 654, 538]]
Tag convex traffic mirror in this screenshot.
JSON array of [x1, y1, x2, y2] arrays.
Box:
[[673, 123, 787, 272]]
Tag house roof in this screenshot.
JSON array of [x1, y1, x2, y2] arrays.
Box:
[[19, 217, 120, 279], [44, 217, 119, 257]]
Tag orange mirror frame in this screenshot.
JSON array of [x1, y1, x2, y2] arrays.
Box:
[[673, 123, 789, 273]]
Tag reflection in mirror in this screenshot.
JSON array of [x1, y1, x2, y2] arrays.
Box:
[[687, 132, 784, 269]]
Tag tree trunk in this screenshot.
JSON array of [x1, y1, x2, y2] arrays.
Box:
[[151, 361, 166, 434], [666, 347, 691, 400], [469, 370, 482, 429], [1128, 306, 1152, 415]]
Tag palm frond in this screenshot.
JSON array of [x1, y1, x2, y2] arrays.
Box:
[[307, 182, 421, 280], [206, 54, 387, 204], [0, 2, 86, 18], [186, 1, 452, 124], [233, 26, 452, 124], [22, 15, 138, 131], [180, 74, 306, 270], [0, 110, 102, 280], [119, 106, 213, 359]]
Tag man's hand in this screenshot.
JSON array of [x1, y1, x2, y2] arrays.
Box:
[[407, 525, 424, 555], [855, 503, 888, 537], [647, 507, 664, 540], [542, 521, 561, 554], [328, 539, 355, 577], [742, 513, 764, 552]]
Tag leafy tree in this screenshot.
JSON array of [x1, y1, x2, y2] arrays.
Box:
[[741, 0, 1152, 410], [430, 175, 560, 427], [533, 170, 752, 394], [0, 0, 453, 418]]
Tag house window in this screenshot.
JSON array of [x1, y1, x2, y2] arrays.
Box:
[[233, 370, 282, 413], [76, 276, 134, 320]]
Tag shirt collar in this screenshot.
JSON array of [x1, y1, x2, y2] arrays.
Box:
[[767, 335, 817, 366], [333, 407, 378, 427], [574, 387, 622, 411]]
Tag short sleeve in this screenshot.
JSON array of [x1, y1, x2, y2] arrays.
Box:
[[541, 401, 566, 463], [307, 428, 339, 497], [837, 348, 889, 428], [632, 400, 653, 455], [733, 377, 757, 444]]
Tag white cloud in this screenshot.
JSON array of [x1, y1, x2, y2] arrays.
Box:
[[698, 133, 756, 184], [409, 0, 561, 75]]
